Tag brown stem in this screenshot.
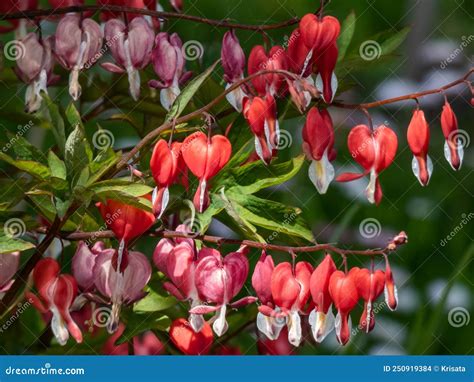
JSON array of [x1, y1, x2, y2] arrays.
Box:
[[35, 227, 408, 257], [0, 5, 299, 31]]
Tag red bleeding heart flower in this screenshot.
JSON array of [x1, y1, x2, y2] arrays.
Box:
[[181, 132, 232, 213], [441, 100, 463, 171], [169, 318, 214, 355], [407, 109, 432, 186], [0, 0, 38, 34], [308, 254, 336, 342], [286, 28, 313, 77], [336, 124, 398, 205], [300, 14, 340, 58], [25, 258, 83, 346], [384, 255, 398, 311], [350, 267, 385, 333], [262, 261, 312, 346], [101, 17, 154, 101], [328, 270, 359, 345], [0, 251, 20, 293], [150, 140, 183, 217], [242, 94, 279, 165], [248, 45, 288, 97], [302, 107, 337, 194], [252, 251, 285, 340], [190, 246, 256, 336], [314, 42, 338, 103]]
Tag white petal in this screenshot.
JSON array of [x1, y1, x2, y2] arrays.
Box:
[[366, 168, 377, 204], [198, 179, 207, 213], [159, 187, 169, 218], [160, 85, 180, 111], [384, 284, 399, 312], [256, 312, 285, 340], [225, 83, 245, 112], [308, 152, 335, 194], [444, 140, 464, 170], [50, 306, 69, 346], [212, 305, 228, 337], [308, 307, 335, 343], [315, 73, 338, 103], [68, 68, 81, 101], [287, 311, 302, 347], [254, 136, 265, 163], [189, 313, 205, 333], [411, 155, 433, 186]]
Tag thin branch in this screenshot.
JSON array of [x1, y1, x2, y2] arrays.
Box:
[[0, 5, 299, 31], [35, 227, 408, 257]]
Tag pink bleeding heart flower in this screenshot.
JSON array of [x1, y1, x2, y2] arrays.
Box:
[[242, 94, 279, 165], [0, 251, 20, 293], [264, 261, 312, 347], [315, 42, 338, 104], [181, 132, 232, 213], [350, 267, 385, 333], [93, 247, 152, 333], [441, 100, 463, 171], [102, 17, 154, 101], [149, 32, 192, 111], [153, 225, 204, 332], [302, 107, 337, 194], [54, 14, 103, 100], [150, 140, 183, 217], [72, 241, 112, 292], [191, 246, 256, 336], [221, 30, 247, 112], [308, 254, 336, 343], [251, 251, 285, 340], [328, 270, 359, 345], [25, 258, 83, 346], [248, 45, 288, 97], [336, 124, 398, 205], [13, 33, 56, 113], [407, 108, 432, 186], [383, 255, 398, 311], [300, 14, 340, 58]]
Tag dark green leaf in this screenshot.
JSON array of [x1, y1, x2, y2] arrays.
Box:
[[42, 93, 66, 155], [338, 11, 356, 62], [0, 152, 51, 180]]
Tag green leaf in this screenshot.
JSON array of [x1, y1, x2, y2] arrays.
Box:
[[380, 27, 410, 56], [90, 180, 153, 198], [64, 123, 91, 179], [166, 60, 220, 122], [93, 189, 153, 212], [42, 93, 66, 155], [65, 102, 84, 129], [0, 234, 35, 254], [116, 313, 171, 345], [0, 152, 51, 180], [226, 190, 314, 243], [338, 11, 356, 61], [133, 290, 177, 313], [5, 130, 46, 164], [48, 151, 67, 180], [88, 148, 120, 186], [0, 178, 29, 211]]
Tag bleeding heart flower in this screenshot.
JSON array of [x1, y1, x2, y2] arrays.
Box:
[[302, 107, 337, 194], [191, 246, 256, 336], [328, 270, 358, 345], [181, 132, 232, 213], [149, 32, 192, 110], [169, 318, 213, 355], [72, 241, 111, 292], [93, 247, 152, 333], [25, 258, 83, 346], [286, 28, 313, 77], [153, 225, 204, 332], [102, 17, 154, 101], [54, 14, 103, 100], [350, 267, 385, 333], [252, 251, 285, 340], [441, 100, 463, 171], [300, 14, 340, 58], [336, 124, 398, 205], [0, 251, 20, 293], [13, 33, 56, 113], [308, 254, 336, 342], [150, 140, 183, 217], [257, 326, 294, 355], [384, 255, 398, 311], [242, 94, 279, 165], [315, 42, 338, 103], [248, 45, 288, 97], [221, 30, 247, 112], [407, 109, 432, 186], [265, 261, 313, 346]]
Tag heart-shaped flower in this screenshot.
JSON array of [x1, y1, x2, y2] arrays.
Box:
[[441, 100, 463, 171], [169, 318, 214, 355], [407, 109, 432, 186]]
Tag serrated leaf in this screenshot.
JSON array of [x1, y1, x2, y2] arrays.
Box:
[[42, 92, 66, 155], [0, 152, 51, 180], [133, 290, 177, 313], [0, 234, 35, 254], [48, 151, 67, 180], [338, 11, 356, 62], [166, 60, 220, 122]]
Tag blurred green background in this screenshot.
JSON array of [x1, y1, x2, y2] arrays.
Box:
[[0, 0, 472, 355]]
